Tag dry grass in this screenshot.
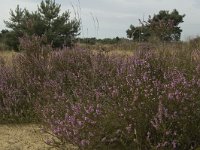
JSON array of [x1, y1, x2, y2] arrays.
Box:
[[0, 124, 56, 150], [0, 51, 16, 66]]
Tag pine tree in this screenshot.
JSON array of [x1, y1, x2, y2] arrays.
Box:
[[4, 0, 80, 50], [127, 9, 185, 42]]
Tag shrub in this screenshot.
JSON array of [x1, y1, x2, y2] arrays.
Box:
[[39, 49, 200, 149], [0, 35, 51, 123], [0, 59, 39, 123], [1, 35, 200, 149]]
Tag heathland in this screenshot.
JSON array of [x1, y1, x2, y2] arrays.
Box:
[[1, 38, 200, 149], [1, 0, 200, 149]]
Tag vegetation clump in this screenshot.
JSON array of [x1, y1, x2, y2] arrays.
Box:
[[1, 35, 200, 149], [3, 0, 80, 51], [127, 9, 185, 42], [1, 1, 200, 149]]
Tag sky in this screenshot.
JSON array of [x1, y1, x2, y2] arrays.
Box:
[[0, 0, 200, 40]]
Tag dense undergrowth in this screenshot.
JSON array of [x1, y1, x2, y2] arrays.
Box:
[[1, 35, 200, 149]]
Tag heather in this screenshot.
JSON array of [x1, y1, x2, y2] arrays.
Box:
[[1, 36, 200, 149]]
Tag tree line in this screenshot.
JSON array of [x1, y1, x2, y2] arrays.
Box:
[[0, 0, 185, 51]]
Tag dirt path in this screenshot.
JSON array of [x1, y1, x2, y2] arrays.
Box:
[[0, 124, 54, 150]]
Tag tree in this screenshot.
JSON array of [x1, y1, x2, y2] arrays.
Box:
[[0, 30, 9, 50], [148, 9, 185, 41], [127, 9, 185, 42], [4, 0, 80, 50], [4, 5, 25, 50], [0, 30, 9, 41], [126, 24, 150, 42]]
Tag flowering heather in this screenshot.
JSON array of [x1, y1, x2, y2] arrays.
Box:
[[1, 36, 200, 149], [38, 49, 200, 149]]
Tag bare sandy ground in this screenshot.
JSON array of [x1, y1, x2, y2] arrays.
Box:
[[0, 124, 54, 150]]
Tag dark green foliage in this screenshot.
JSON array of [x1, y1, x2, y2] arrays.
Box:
[[78, 37, 121, 45], [126, 25, 151, 42], [78, 37, 97, 45], [0, 30, 10, 50], [127, 9, 185, 42], [148, 9, 185, 41], [98, 37, 121, 44], [4, 5, 25, 50], [4, 0, 80, 50]]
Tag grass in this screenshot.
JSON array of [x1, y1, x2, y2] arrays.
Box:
[[0, 50, 16, 66]]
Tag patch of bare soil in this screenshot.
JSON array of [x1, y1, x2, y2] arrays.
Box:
[[0, 124, 54, 150]]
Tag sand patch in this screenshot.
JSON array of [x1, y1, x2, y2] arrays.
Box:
[[0, 124, 54, 150]]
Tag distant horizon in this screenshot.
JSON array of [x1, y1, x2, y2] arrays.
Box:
[[0, 0, 200, 41]]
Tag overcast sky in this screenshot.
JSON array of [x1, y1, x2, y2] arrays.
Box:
[[0, 0, 200, 40]]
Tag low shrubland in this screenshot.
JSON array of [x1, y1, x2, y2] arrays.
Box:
[[1, 35, 200, 149]]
